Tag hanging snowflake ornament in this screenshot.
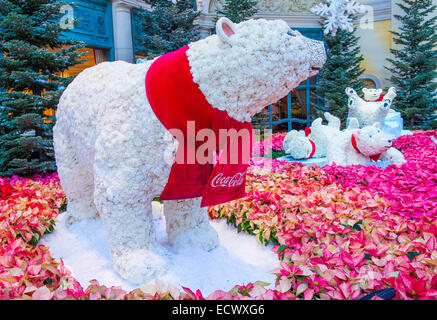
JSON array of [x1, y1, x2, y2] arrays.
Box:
[[311, 0, 364, 36]]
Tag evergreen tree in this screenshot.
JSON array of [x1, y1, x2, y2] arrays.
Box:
[[216, 0, 258, 23], [385, 0, 437, 129], [0, 0, 85, 177], [136, 0, 200, 59], [314, 25, 365, 127]]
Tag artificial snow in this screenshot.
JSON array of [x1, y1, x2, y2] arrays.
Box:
[[40, 206, 279, 296]]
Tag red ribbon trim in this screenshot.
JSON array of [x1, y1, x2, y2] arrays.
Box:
[[351, 134, 381, 162]]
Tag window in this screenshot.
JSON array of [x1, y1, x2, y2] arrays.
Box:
[[255, 28, 323, 132], [258, 75, 321, 132], [61, 47, 109, 78]]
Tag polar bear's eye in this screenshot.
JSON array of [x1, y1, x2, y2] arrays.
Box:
[[288, 30, 301, 37]]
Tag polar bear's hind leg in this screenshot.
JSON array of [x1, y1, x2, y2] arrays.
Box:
[[324, 112, 341, 130], [53, 126, 98, 226]]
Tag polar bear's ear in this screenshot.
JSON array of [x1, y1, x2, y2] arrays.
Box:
[[373, 122, 381, 129], [216, 17, 236, 46], [362, 88, 368, 93], [376, 89, 383, 94]]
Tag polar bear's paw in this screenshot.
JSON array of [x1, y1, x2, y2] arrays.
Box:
[[168, 223, 219, 252], [112, 248, 168, 284], [65, 206, 99, 226]]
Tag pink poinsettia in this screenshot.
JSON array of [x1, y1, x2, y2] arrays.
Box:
[[210, 131, 437, 300], [1, 130, 436, 300]]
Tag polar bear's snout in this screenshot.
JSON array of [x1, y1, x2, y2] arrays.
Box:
[[387, 139, 393, 148], [303, 38, 327, 75], [287, 29, 327, 74]]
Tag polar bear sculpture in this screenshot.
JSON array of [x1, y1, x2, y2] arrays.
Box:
[[283, 112, 344, 159], [346, 87, 397, 127], [326, 122, 405, 166], [53, 18, 326, 283], [378, 147, 407, 165]]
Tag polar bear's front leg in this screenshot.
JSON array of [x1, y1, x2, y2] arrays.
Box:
[[93, 169, 168, 284], [164, 198, 219, 251], [92, 126, 170, 284], [381, 87, 397, 109]]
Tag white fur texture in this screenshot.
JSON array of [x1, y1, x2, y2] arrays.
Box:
[[379, 147, 406, 165], [53, 18, 326, 284], [346, 87, 397, 127], [187, 19, 326, 122], [283, 129, 312, 159], [327, 123, 398, 166], [363, 88, 383, 101]]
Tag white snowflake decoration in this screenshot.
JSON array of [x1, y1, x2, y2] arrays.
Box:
[[311, 0, 364, 36]]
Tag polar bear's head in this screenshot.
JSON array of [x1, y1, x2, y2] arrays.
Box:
[[187, 18, 327, 122], [353, 123, 392, 156], [383, 147, 406, 165], [362, 88, 383, 101]]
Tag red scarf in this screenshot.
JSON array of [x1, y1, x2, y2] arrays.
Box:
[[304, 127, 316, 159], [145, 46, 253, 207], [365, 93, 385, 102], [351, 134, 381, 162]]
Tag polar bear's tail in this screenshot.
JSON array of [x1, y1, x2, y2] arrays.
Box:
[[324, 112, 341, 130]]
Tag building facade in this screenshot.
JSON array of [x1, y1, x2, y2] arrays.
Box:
[[63, 0, 400, 130]]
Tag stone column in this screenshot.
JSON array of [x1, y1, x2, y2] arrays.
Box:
[[111, 0, 142, 63]]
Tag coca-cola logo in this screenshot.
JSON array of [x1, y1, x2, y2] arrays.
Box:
[[211, 172, 245, 188]]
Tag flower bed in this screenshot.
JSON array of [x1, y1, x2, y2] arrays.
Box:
[[0, 131, 436, 300], [210, 130, 437, 300]]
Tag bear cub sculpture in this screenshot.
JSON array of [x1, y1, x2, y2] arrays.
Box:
[[326, 122, 406, 166], [346, 86, 397, 127], [283, 112, 343, 159]]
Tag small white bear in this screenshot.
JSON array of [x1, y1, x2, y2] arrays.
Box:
[[379, 147, 406, 165], [346, 87, 397, 127], [283, 112, 344, 159], [363, 88, 383, 101], [327, 122, 396, 166]]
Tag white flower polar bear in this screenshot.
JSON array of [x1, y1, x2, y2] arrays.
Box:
[[346, 86, 397, 127], [283, 112, 343, 159], [53, 18, 327, 283], [326, 122, 406, 166]]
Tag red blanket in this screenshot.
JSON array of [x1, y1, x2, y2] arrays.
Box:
[[145, 46, 253, 207]]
